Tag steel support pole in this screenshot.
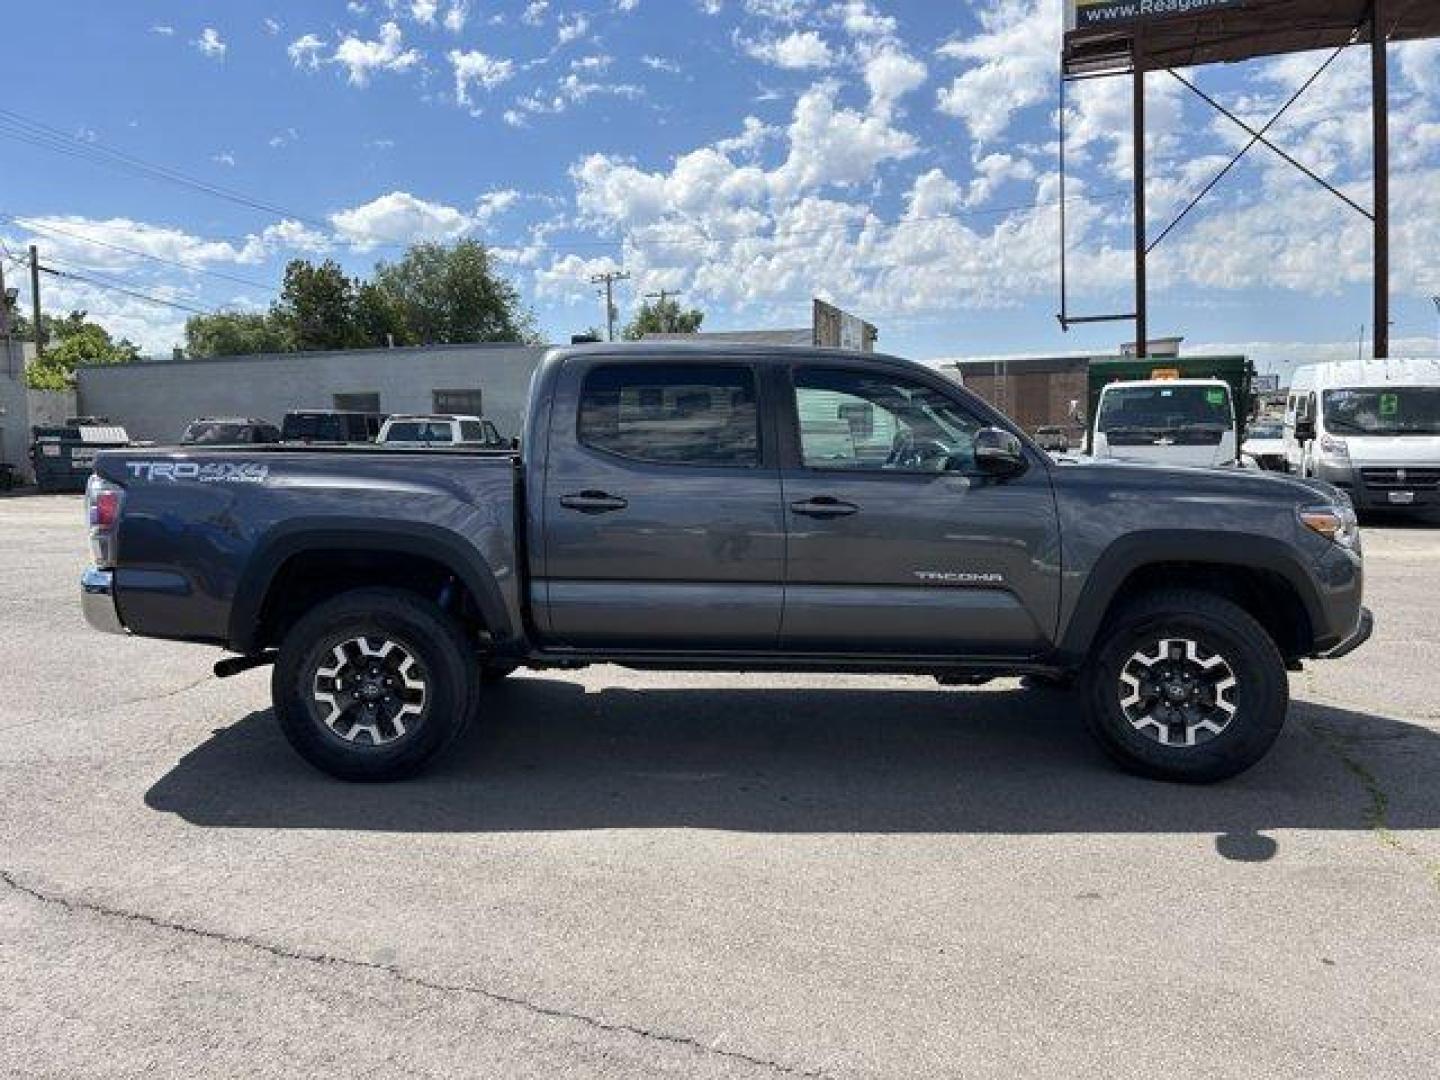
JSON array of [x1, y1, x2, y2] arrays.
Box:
[[1372, 0, 1390, 359], [1133, 58, 1148, 358]]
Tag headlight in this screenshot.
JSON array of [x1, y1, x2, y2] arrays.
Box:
[[1318, 434, 1350, 461], [1299, 503, 1360, 550]]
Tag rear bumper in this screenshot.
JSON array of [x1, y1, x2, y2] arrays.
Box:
[[81, 568, 126, 635], [1322, 606, 1373, 660]]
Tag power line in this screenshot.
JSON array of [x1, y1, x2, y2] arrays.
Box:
[[39, 257, 215, 316], [0, 212, 275, 293], [0, 109, 332, 232]]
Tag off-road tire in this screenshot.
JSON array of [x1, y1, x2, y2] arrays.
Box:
[[273, 588, 479, 782], [1082, 588, 1288, 783]]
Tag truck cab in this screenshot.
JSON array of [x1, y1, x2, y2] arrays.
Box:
[[377, 414, 506, 449], [1090, 378, 1239, 468]]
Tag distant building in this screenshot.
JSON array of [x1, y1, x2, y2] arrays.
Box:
[[643, 329, 812, 346], [75, 342, 549, 444], [643, 298, 879, 353], [940, 355, 1090, 444]]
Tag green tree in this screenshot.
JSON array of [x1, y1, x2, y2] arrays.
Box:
[[372, 240, 537, 345], [184, 310, 294, 358], [272, 258, 363, 351], [352, 281, 412, 348], [23, 310, 141, 389], [622, 296, 704, 341]]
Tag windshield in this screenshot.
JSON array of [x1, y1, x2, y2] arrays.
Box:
[[183, 422, 246, 444], [1323, 387, 1440, 436], [1097, 385, 1232, 444], [385, 421, 453, 443]]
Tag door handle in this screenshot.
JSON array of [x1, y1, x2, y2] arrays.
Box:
[[559, 490, 629, 514], [789, 496, 859, 518]]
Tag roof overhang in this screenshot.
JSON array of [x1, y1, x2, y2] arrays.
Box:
[[1063, 0, 1440, 77]]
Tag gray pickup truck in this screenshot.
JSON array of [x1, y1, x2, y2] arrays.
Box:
[[81, 344, 1372, 783]]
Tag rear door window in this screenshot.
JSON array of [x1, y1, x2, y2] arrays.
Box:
[[578, 364, 759, 467]]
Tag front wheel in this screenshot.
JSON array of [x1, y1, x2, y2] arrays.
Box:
[[1083, 588, 1288, 783], [272, 588, 479, 782]]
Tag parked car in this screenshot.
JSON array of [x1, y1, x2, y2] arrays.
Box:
[[1241, 419, 1286, 471], [281, 410, 386, 444], [1283, 358, 1440, 510], [82, 344, 1370, 784], [181, 417, 281, 446], [377, 414, 507, 449]]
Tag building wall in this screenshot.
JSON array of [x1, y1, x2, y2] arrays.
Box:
[[76, 343, 549, 444], [949, 359, 1089, 444], [0, 342, 75, 483]]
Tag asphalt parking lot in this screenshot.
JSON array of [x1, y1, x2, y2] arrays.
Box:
[[1, 494, 1437, 1079]]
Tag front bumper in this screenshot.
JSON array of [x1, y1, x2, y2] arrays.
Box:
[[1322, 606, 1373, 660], [81, 568, 126, 635], [1314, 461, 1440, 510]]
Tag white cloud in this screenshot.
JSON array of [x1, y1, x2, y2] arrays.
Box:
[[329, 191, 475, 250], [411, 0, 439, 24], [863, 47, 927, 118], [333, 22, 423, 85], [935, 0, 1059, 144], [746, 30, 833, 70], [211, 152, 236, 167], [557, 13, 590, 45], [642, 55, 680, 74], [443, 2, 468, 32], [150, 25, 174, 36], [522, 1, 549, 26], [449, 49, 517, 107], [287, 33, 326, 70], [194, 28, 227, 60], [262, 17, 281, 35]]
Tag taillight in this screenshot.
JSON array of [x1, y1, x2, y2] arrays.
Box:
[[85, 474, 124, 567]]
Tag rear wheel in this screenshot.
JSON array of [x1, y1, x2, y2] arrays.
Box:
[[272, 588, 478, 781], [1082, 588, 1288, 783]]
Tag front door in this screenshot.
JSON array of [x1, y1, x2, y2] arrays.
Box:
[[539, 357, 785, 649], [779, 363, 1060, 656]]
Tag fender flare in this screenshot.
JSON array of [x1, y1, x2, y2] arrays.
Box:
[[1056, 530, 1325, 661], [227, 518, 513, 654]]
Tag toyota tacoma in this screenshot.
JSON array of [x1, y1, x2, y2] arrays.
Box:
[[81, 344, 1372, 783]]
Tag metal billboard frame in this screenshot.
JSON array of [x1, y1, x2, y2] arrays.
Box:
[[1058, 0, 1440, 359]]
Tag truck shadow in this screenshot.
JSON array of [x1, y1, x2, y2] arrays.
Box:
[[145, 678, 1440, 851]]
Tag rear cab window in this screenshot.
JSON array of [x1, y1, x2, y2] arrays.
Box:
[[577, 363, 759, 467]]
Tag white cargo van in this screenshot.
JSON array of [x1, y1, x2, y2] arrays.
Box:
[[1283, 358, 1440, 510]]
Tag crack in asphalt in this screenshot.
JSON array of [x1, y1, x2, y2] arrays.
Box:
[[0, 868, 833, 1079], [1303, 720, 1440, 892], [0, 673, 216, 735]]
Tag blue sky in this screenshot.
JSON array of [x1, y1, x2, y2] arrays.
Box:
[[3, 0, 1439, 374]]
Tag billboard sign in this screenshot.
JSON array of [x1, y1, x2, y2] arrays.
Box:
[[812, 298, 878, 353], [1068, 0, 1244, 31]]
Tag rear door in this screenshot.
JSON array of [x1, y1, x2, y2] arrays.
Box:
[[778, 360, 1060, 656], [538, 356, 784, 649]]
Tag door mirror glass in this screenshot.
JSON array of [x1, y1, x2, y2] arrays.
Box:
[[973, 427, 1026, 476], [1295, 418, 1315, 441]]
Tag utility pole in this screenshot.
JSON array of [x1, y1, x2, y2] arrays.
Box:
[[29, 245, 44, 354], [0, 256, 8, 338], [644, 289, 681, 334], [1432, 296, 1440, 354], [590, 269, 630, 342]]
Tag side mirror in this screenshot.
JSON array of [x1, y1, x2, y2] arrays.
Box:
[[974, 427, 1026, 477], [1295, 419, 1315, 441]]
